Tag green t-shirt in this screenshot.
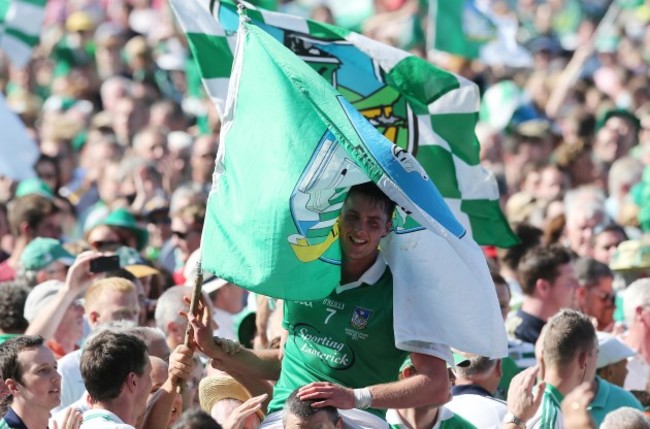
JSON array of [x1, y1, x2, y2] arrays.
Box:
[[527, 384, 564, 429], [589, 376, 643, 427], [268, 268, 408, 419]]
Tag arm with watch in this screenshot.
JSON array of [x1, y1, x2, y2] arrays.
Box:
[[503, 365, 546, 429], [297, 352, 452, 410]]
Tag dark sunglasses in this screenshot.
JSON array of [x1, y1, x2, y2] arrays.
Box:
[[591, 289, 616, 305]]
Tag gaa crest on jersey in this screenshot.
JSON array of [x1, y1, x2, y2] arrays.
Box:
[[351, 307, 372, 330]]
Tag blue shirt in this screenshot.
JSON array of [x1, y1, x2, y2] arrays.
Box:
[[0, 408, 29, 429], [589, 376, 642, 427]]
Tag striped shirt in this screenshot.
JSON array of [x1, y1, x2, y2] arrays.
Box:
[[527, 384, 564, 429]]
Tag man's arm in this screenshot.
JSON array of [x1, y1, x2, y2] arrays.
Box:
[[26, 252, 100, 338], [188, 306, 282, 380], [297, 352, 451, 409]]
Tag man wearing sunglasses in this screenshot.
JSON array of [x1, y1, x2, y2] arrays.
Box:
[[574, 257, 616, 332]]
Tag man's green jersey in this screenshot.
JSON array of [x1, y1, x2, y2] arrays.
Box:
[[526, 384, 564, 429], [268, 266, 408, 418]]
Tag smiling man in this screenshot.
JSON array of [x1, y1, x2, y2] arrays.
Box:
[[0, 335, 63, 429], [189, 183, 452, 428]]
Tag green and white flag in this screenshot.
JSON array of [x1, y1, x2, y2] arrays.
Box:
[[169, 0, 518, 247], [0, 0, 46, 68], [198, 18, 507, 359], [429, 0, 496, 59]]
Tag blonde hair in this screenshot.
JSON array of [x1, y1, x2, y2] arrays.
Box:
[[85, 277, 135, 310]]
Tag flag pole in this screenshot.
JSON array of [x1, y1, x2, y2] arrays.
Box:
[[176, 257, 203, 394]]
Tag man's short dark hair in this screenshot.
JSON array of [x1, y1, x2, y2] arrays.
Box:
[[171, 409, 222, 429], [574, 257, 613, 288], [7, 194, 59, 237], [0, 281, 30, 334], [518, 245, 573, 296], [284, 389, 339, 425], [497, 223, 543, 272], [80, 330, 148, 402], [346, 182, 396, 220], [0, 335, 44, 411], [455, 355, 498, 379], [543, 309, 596, 368]]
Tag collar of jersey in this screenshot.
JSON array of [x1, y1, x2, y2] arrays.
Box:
[[336, 255, 386, 294]]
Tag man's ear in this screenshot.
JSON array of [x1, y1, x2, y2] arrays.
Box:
[[5, 378, 19, 396], [536, 279, 551, 297], [88, 310, 100, 325], [383, 221, 393, 237], [336, 417, 344, 429], [19, 221, 32, 238]]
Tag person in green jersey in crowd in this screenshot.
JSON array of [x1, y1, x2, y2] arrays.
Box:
[[508, 309, 598, 429], [188, 183, 452, 429], [386, 356, 476, 429]]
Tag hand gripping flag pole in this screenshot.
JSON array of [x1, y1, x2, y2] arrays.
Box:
[[177, 257, 203, 394]]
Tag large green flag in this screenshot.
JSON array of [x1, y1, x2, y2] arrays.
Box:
[[198, 18, 507, 358], [169, 0, 518, 247], [0, 0, 46, 68]]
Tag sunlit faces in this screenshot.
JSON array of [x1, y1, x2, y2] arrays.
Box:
[[339, 193, 392, 265], [91, 288, 140, 325], [9, 345, 61, 411]]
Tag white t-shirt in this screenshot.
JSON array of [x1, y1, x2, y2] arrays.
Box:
[[213, 307, 237, 341], [445, 394, 507, 429], [80, 409, 134, 429], [54, 349, 85, 413], [386, 406, 476, 428], [624, 354, 650, 391]]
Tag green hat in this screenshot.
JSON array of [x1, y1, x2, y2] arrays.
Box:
[[596, 109, 640, 132], [399, 353, 470, 374], [114, 246, 159, 278], [233, 308, 256, 349], [15, 178, 54, 199], [100, 208, 149, 251], [20, 238, 75, 271]]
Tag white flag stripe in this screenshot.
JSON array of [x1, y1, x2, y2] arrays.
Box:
[[169, 0, 227, 37], [6, 0, 44, 37], [428, 80, 479, 114], [346, 32, 411, 72], [260, 9, 309, 34], [454, 157, 500, 200], [415, 114, 451, 152], [0, 36, 32, 68]]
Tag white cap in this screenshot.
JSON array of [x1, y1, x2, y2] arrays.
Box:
[[24, 280, 64, 323], [596, 331, 636, 369]]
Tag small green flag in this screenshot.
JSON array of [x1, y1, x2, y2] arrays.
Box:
[[429, 0, 497, 59]]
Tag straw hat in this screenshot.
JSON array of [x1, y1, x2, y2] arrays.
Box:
[[198, 376, 264, 420]]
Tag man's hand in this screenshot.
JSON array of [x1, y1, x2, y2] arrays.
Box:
[[168, 345, 194, 386], [183, 296, 241, 358], [561, 382, 595, 429], [64, 251, 102, 295], [51, 407, 82, 429], [222, 394, 267, 429], [297, 382, 355, 409], [507, 365, 545, 423]]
